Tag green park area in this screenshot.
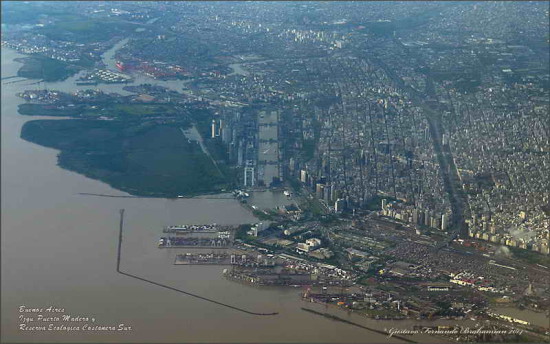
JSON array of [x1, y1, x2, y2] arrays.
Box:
[[20, 119, 231, 197], [18, 103, 180, 118]]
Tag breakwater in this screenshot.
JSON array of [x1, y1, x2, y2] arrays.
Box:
[[79, 192, 234, 199], [116, 209, 278, 316], [301, 308, 417, 343]]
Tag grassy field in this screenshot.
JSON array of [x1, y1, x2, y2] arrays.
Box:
[[18, 103, 85, 117], [20, 119, 230, 197], [112, 104, 178, 117], [19, 103, 181, 119]]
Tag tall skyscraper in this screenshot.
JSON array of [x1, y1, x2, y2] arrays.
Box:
[[211, 119, 217, 138]]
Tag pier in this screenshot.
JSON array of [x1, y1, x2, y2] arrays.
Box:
[[116, 209, 278, 316], [175, 252, 276, 266], [80, 192, 234, 199], [175, 253, 233, 265], [163, 223, 235, 234], [159, 237, 231, 248]]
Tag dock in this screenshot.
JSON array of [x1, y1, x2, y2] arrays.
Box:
[[174, 252, 276, 266], [115, 209, 278, 316], [159, 236, 231, 248], [163, 223, 235, 234]]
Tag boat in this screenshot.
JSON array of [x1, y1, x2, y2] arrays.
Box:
[[115, 61, 126, 71]]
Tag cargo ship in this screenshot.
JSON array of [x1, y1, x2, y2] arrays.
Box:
[[115, 61, 126, 71]]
